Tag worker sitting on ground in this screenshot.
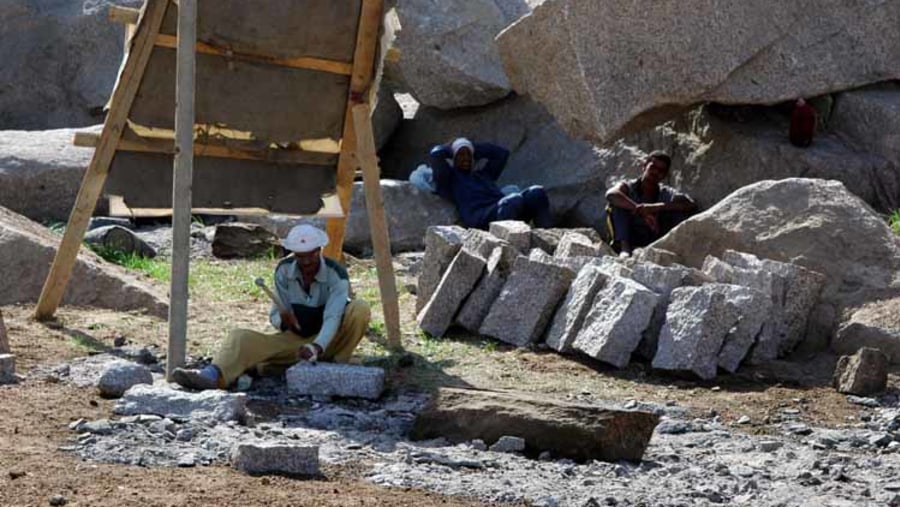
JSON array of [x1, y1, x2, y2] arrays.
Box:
[[172, 225, 371, 390], [605, 151, 698, 256], [429, 137, 553, 230]]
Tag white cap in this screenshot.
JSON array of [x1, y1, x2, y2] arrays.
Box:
[[281, 224, 329, 253], [451, 137, 474, 156]]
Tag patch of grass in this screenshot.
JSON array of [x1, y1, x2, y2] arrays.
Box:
[[88, 245, 171, 282], [44, 221, 66, 234], [890, 210, 900, 236], [189, 258, 274, 303]]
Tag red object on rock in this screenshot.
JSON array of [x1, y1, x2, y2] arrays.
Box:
[[790, 98, 817, 147]]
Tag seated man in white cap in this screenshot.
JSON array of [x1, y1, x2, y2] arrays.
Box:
[[428, 138, 553, 229], [172, 224, 371, 390]]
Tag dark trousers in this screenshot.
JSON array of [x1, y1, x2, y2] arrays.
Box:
[[490, 185, 552, 228], [608, 207, 690, 251]]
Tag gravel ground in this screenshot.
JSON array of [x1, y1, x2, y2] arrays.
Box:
[[39, 354, 900, 507]]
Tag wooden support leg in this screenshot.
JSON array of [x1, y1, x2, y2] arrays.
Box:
[[351, 104, 402, 351], [34, 0, 169, 321], [324, 0, 385, 259], [0, 309, 9, 355], [167, 0, 197, 379]]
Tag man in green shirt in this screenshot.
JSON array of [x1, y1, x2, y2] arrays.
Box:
[[172, 225, 371, 390]]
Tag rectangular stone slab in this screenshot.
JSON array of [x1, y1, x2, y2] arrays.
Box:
[[410, 388, 660, 462], [488, 220, 532, 253], [285, 363, 385, 400], [545, 265, 608, 353], [572, 277, 659, 368], [231, 442, 319, 477], [417, 248, 486, 337], [416, 226, 466, 313], [114, 384, 246, 422], [480, 255, 575, 347]]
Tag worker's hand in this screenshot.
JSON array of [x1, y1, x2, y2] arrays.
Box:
[[298, 343, 323, 362], [280, 310, 302, 335]]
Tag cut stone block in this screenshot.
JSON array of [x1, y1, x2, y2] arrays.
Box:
[[721, 250, 825, 355], [416, 226, 466, 313], [653, 285, 744, 380], [0, 354, 15, 384], [572, 277, 659, 368], [456, 246, 517, 333], [833, 347, 888, 396], [480, 255, 575, 347], [286, 363, 385, 400], [417, 248, 487, 337], [114, 384, 246, 422], [411, 388, 660, 462], [489, 220, 532, 253], [231, 442, 319, 476], [545, 266, 609, 353], [462, 229, 509, 259], [630, 262, 704, 361], [633, 247, 681, 267], [530, 228, 602, 255], [717, 286, 772, 373], [555, 232, 602, 258]]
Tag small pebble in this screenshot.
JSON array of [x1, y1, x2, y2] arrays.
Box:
[[736, 416, 751, 425], [49, 495, 67, 506]]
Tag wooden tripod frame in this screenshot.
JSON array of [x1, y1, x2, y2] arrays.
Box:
[[34, 0, 403, 376]]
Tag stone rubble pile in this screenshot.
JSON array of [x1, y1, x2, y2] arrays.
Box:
[[416, 221, 826, 379]]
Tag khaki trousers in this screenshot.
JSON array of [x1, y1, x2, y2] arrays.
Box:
[[213, 300, 371, 386]]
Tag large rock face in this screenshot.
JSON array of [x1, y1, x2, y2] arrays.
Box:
[[391, 0, 534, 109], [0, 206, 167, 316], [0, 127, 97, 222], [378, 94, 643, 228], [624, 105, 900, 213], [497, 0, 900, 145], [0, 1, 139, 129], [655, 179, 900, 345], [410, 388, 660, 462], [245, 180, 459, 255]]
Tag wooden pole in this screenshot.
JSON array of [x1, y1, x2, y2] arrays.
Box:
[[0, 309, 9, 355], [35, 0, 169, 320], [351, 104, 402, 351], [324, 0, 384, 260], [167, 0, 196, 379]]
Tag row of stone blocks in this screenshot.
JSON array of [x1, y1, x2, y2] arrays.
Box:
[[416, 223, 826, 379]]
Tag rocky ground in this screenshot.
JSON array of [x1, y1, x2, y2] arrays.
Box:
[[1, 251, 899, 506]]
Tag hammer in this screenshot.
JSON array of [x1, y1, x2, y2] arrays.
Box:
[[254, 277, 290, 315]]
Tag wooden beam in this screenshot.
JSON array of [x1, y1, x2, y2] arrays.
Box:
[[35, 0, 169, 321], [0, 309, 9, 355], [167, 0, 197, 378], [352, 104, 402, 351], [73, 131, 339, 166], [109, 5, 140, 25], [155, 35, 353, 76], [324, 0, 385, 259]]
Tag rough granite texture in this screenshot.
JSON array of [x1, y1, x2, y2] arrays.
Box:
[[489, 221, 532, 253], [653, 285, 743, 380], [717, 285, 772, 373], [833, 347, 889, 396], [114, 384, 247, 422], [286, 363, 385, 400], [97, 361, 153, 399], [630, 262, 703, 360], [231, 442, 319, 476], [554, 232, 602, 259], [456, 246, 517, 333], [544, 266, 608, 353], [417, 248, 487, 337], [480, 255, 575, 347], [572, 277, 659, 368], [416, 226, 466, 313]]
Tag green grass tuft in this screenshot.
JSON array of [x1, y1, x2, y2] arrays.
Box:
[[890, 210, 900, 236]]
